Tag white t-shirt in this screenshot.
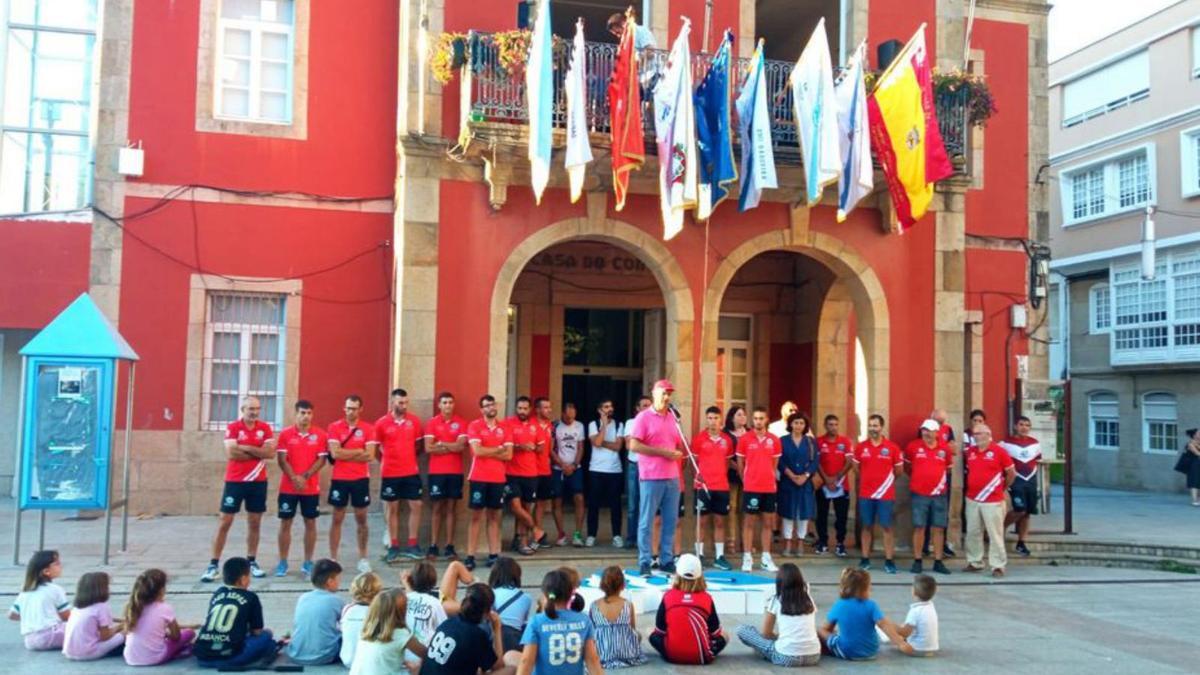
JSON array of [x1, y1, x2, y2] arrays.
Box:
[[554, 421, 586, 467], [9, 582, 68, 635], [768, 420, 789, 438], [340, 602, 370, 666], [405, 592, 447, 662], [903, 601, 938, 652], [766, 594, 820, 657], [624, 418, 640, 463], [588, 419, 623, 473], [349, 627, 413, 675]]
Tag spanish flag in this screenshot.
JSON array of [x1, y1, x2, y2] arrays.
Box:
[[867, 25, 952, 231], [609, 9, 645, 211]]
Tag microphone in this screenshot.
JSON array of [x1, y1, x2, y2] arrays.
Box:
[[667, 404, 682, 420]]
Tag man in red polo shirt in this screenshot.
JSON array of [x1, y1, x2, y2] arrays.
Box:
[[376, 388, 425, 564], [815, 414, 853, 557], [904, 419, 953, 575], [691, 406, 734, 571], [850, 414, 902, 575], [737, 407, 781, 573], [424, 391, 468, 560], [531, 397, 556, 550], [504, 396, 546, 555], [964, 424, 1016, 577], [202, 396, 277, 582], [465, 394, 512, 571], [274, 399, 327, 579], [327, 394, 378, 574]]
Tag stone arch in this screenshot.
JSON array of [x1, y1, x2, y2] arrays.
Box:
[[488, 216, 695, 415]]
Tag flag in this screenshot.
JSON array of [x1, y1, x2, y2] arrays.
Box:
[[836, 41, 873, 222], [790, 17, 841, 206], [694, 30, 737, 221], [564, 18, 593, 203], [867, 24, 953, 231], [525, 0, 553, 204], [653, 18, 699, 240], [736, 40, 777, 212], [609, 9, 645, 211]]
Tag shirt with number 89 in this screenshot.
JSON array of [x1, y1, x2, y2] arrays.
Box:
[[520, 609, 593, 675]]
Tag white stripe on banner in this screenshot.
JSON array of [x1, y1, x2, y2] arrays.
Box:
[[870, 471, 895, 500], [974, 473, 1002, 502]]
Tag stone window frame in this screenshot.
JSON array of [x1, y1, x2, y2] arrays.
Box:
[[194, 0, 310, 139], [184, 274, 302, 432]]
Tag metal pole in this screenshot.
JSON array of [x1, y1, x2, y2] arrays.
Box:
[[702, 0, 712, 54], [1063, 378, 1074, 534], [11, 357, 27, 565], [38, 509, 45, 550], [121, 364, 135, 551], [103, 361, 118, 566]]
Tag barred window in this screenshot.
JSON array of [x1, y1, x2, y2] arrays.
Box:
[[202, 292, 287, 429], [1141, 392, 1178, 454]]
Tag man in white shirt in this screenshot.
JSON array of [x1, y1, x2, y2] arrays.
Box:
[[587, 399, 625, 548], [768, 401, 799, 438], [623, 395, 652, 550], [551, 403, 587, 547]]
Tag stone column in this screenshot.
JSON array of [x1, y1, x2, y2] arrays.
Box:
[[934, 183, 969, 544]]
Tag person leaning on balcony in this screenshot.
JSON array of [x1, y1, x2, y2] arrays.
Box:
[[607, 11, 657, 50]]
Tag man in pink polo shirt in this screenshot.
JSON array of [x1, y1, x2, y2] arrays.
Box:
[[627, 379, 685, 577]]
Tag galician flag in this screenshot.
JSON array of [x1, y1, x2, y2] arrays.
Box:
[[608, 8, 645, 211], [736, 39, 777, 212], [790, 18, 841, 206], [525, 0, 553, 204], [867, 24, 953, 231], [836, 40, 873, 222], [653, 18, 699, 239], [694, 30, 737, 221], [563, 18, 593, 203]]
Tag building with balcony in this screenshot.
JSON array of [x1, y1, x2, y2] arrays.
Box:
[[0, 0, 1049, 540], [1047, 0, 1200, 491]]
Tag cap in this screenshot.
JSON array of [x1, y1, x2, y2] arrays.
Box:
[[652, 379, 675, 392], [920, 419, 940, 432], [675, 553, 703, 580]]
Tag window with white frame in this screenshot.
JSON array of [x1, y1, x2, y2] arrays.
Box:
[[1088, 392, 1119, 449], [1182, 127, 1200, 198], [1090, 283, 1111, 332], [216, 0, 294, 124], [203, 292, 287, 430], [0, 0, 98, 213], [1141, 392, 1178, 454], [1109, 247, 1200, 364], [1061, 144, 1155, 226], [1061, 50, 1149, 127]]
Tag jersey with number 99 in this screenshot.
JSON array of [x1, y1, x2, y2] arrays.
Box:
[[520, 609, 593, 675], [418, 616, 496, 675]]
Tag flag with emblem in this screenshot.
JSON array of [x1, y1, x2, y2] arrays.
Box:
[[694, 30, 737, 221], [525, 0, 553, 204], [608, 8, 645, 211], [867, 24, 952, 231], [653, 17, 699, 239], [735, 39, 777, 212], [790, 18, 841, 206], [836, 40, 872, 222], [564, 17, 593, 203]]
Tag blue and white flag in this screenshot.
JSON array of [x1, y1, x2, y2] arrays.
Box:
[[836, 41, 873, 222], [563, 18, 593, 203], [653, 17, 699, 240], [736, 40, 777, 212], [790, 17, 841, 206], [694, 30, 737, 221], [526, 0, 553, 204]]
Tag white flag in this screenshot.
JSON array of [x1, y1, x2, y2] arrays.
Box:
[[564, 19, 593, 203], [653, 18, 699, 240], [736, 40, 777, 212], [791, 18, 841, 206], [526, 0, 553, 204], [836, 41, 873, 222]]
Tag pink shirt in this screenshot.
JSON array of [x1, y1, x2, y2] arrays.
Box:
[[123, 601, 177, 666], [63, 602, 122, 660], [629, 407, 683, 481]]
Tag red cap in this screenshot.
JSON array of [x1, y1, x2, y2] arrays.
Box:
[[652, 379, 675, 392]]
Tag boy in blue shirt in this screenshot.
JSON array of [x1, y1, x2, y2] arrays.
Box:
[[285, 559, 343, 665], [519, 569, 602, 675], [819, 568, 911, 660]]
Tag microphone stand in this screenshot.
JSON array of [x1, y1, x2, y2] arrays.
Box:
[[668, 405, 711, 499]]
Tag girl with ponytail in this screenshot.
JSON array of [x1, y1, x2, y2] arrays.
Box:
[[516, 570, 602, 675], [122, 568, 197, 666]]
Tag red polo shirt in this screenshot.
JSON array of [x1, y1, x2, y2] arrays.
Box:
[[817, 434, 853, 489], [425, 414, 468, 475], [535, 420, 554, 476], [691, 430, 733, 491], [375, 412, 423, 478], [467, 418, 510, 484], [904, 439, 953, 497], [853, 438, 902, 500], [504, 416, 541, 478], [327, 419, 376, 481], [224, 419, 274, 482], [966, 443, 1014, 503], [737, 432, 781, 493], [277, 425, 328, 495]]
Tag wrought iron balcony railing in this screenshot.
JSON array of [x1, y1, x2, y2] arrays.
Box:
[[458, 31, 969, 170]]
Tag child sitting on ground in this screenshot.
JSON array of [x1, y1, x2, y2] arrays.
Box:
[[588, 565, 647, 669], [419, 583, 520, 675], [194, 557, 277, 669], [8, 550, 70, 650], [404, 561, 448, 667], [123, 568, 197, 666], [349, 589, 427, 675], [341, 571, 383, 666], [489, 556, 532, 652], [518, 569, 603, 675], [819, 568, 912, 660], [286, 559, 344, 665], [557, 566, 587, 613], [649, 554, 726, 664], [895, 574, 939, 656], [63, 571, 125, 659], [737, 562, 820, 667]]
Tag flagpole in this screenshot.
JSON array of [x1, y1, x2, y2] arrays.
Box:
[[702, 0, 713, 53], [873, 22, 926, 88]]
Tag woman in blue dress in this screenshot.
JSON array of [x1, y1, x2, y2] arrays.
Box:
[[778, 413, 818, 557]]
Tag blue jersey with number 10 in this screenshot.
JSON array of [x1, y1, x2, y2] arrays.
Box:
[[520, 609, 593, 675]]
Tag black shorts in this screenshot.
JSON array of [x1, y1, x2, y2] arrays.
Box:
[[742, 492, 777, 514], [429, 474, 464, 501], [695, 489, 731, 516], [220, 482, 267, 514], [506, 476, 538, 504], [278, 493, 320, 520], [469, 481, 506, 510], [381, 476, 424, 501], [536, 475, 556, 500], [1009, 480, 1040, 515], [328, 479, 371, 509]]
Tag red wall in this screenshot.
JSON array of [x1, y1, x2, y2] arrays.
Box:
[[0, 220, 90, 328], [868, 0, 936, 65], [671, 0, 740, 54]]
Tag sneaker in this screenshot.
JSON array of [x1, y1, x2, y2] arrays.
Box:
[[835, 544, 847, 558], [932, 560, 951, 575], [463, 555, 476, 571], [991, 567, 1005, 578], [403, 545, 424, 560], [383, 547, 403, 565], [963, 564, 984, 573], [538, 534, 553, 549], [572, 532, 584, 547], [249, 560, 266, 578], [910, 560, 923, 575], [518, 544, 535, 556], [300, 560, 314, 579], [486, 554, 499, 567], [640, 564, 653, 578], [761, 554, 778, 572], [742, 553, 754, 572], [200, 562, 220, 583], [858, 557, 871, 571], [1016, 542, 1031, 557], [382, 530, 392, 549], [942, 543, 957, 558], [427, 545, 440, 559], [444, 545, 458, 560], [612, 535, 624, 548], [585, 536, 596, 548], [713, 555, 732, 571], [357, 558, 372, 574], [661, 562, 676, 575], [814, 543, 828, 555], [555, 534, 568, 547], [651, 557, 661, 570], [274, 561, 288, 578], [511, 536, 522, 553], [884, 559, 898, 575]]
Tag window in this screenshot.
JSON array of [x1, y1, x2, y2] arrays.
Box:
[[1109, 247, 1200, 364], [1087, 392, 1119, 449], [1182, 126, 1200, 198], [1089, 283, 1111, 332], [202, 292, 287, 430], [1193, 27, 1200, 79], [715, 314, 752, 412], [1060, 144, 1155, 226], [1061, 50, 1149, 127], [0, 0, 98, 213], [215, 0, 294, 123], [1141, 392, 1178, 454]]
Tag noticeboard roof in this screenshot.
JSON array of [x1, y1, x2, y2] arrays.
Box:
[[20, 293, 139, 361]]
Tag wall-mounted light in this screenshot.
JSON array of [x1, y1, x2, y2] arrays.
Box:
[[1141, 205, 1156, 281]]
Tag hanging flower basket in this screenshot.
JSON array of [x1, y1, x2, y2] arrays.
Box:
[[932, 70, 997, 127], [430, 32, 467, 85], [430, 29, 567, 85]]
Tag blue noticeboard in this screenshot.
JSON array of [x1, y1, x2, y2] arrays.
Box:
[[18, 356, 115, 510]]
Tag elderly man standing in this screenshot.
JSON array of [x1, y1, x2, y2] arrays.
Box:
[[628, 380, 686, 577], [963, 424, 1016, 577]]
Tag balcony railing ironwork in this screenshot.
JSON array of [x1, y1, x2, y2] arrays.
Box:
[[459, 32, 970, 170]]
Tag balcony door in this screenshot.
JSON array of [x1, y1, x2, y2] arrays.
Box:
[[715, 314, 753, 412]]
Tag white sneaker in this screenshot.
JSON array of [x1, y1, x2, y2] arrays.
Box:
[[357, 558, 372, 574], [612, 535, 624, 548], [382, 529, 392, 549], [585, 536, 596, 548], [761, 553, 778, 572], [742, 552, 753, 572]]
